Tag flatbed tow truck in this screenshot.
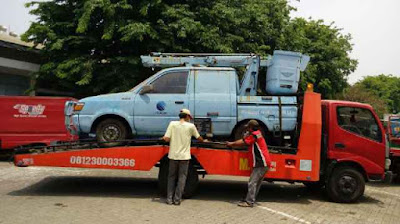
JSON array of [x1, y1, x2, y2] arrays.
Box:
[[13, 89, 391, 203]]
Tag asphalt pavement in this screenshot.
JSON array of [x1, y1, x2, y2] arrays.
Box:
[[0, 162, 399, 224]]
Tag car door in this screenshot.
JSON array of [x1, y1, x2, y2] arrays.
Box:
[[193, 69, 236, 136], [133, 70, 191, 136], [329, 105, 386, 173]]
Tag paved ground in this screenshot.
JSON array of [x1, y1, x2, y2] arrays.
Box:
[[0, 162, 399, 224]]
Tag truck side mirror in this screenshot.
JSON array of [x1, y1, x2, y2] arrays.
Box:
[[140, 85, 154, 95]]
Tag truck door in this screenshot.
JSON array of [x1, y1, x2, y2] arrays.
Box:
[[193, 69, 236, 136], [133, 70, 191, 136], [330, 105, 386, 174]]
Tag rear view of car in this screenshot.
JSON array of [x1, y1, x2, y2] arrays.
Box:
[[0, 96, 78, 152]]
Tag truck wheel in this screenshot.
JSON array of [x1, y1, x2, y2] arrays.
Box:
[[158, 159, 199, 198], [326, 167, 365, 203], [233, 121, 266, 140], [96, 118, 128, 147], [234, 122, 248, 141]]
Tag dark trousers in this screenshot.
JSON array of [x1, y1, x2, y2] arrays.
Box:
[[245, 166, 269, 205], [167, 159, 189, 203]]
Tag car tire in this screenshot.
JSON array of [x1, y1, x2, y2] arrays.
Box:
[[326, 166, 365, 203], [95, 118, 128, 147]]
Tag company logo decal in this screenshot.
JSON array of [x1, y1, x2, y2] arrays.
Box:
[[239, 158, 251, 171], [239, 158, 276, 172], [13, 104, 46, 118], [156, 101, 166, 111]]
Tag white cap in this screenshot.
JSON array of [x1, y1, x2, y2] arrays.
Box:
[[180, 108, 192, 119]]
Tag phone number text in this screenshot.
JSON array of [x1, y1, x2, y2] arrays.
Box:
[[69, 156, 135, 167]]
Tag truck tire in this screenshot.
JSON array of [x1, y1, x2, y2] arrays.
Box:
[[233, 121, 266, 141], [96, 118, 128, 147], [158, 159, 199, 198], [326, 166, 365, 203]]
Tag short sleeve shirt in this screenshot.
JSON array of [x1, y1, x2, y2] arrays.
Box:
[[243, 130, 271, 168], [164, 121, 201, 160]]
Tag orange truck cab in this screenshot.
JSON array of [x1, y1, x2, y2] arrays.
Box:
[[322, 100, 388, 181], [319, 100, 390, 202]]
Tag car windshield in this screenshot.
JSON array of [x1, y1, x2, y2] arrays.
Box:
[[128, 76, 153, 92]]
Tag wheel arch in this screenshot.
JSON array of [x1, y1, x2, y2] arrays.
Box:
[[327, 160, 368, 182], [90, 114, 132, 136], [231, 118, 268, 139]]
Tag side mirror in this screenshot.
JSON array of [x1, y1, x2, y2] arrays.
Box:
[[140, 85, 154, 95]]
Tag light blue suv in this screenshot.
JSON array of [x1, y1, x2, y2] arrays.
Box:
[[65, 51, 308, 145]]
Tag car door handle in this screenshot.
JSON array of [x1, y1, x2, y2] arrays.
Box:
[[207, 112, 219, 116], [335, 143, 346, 149], [175, 101, 184, 104]]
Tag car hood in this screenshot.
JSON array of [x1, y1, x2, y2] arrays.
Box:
[[80, 92, 133, 102]]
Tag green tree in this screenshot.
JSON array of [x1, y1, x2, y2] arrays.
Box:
[[23, 0, 357, 98], [337, 85, 388, 118], [355, 75, 400, 114], [280, 18, 358, 98]]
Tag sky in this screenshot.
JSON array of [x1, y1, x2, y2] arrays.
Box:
[[290, 0, 400, 83], [1, 0, 399, 84]]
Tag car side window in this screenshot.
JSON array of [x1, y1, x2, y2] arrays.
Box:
[[337, 107, 382, 142], [151, 71, 188, 94]]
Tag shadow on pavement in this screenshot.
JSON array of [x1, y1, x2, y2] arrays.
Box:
[[196, 179, 318, 204], [8, 176, 158, 198], [367, 181, 400, 189], [8, 176, 383, 205]]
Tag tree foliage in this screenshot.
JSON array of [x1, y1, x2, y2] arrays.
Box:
[[337, 74, 400, 118], [22, 0, 357, 98], [355, 75, 400, 114], [337, 85, 388, 118], [280, 18, 357, 98]]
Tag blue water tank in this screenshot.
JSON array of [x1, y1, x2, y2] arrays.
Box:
[[266, 50, 309, 95]]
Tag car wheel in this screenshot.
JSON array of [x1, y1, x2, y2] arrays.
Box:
[[96, 118, 128, 147]]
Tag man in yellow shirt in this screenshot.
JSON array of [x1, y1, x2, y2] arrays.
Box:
[[163, 109, 204, 205]]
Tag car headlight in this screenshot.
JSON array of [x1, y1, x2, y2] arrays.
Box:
[[73, 102, 85, 112]]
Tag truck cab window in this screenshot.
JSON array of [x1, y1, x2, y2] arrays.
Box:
[[151, 71, 188, 94], [337, 107, 382, 142]]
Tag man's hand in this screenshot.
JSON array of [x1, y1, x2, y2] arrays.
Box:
[[162, 136, 170, 142], [226, 139, 246, 148], [226, 141, 234, 147]]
